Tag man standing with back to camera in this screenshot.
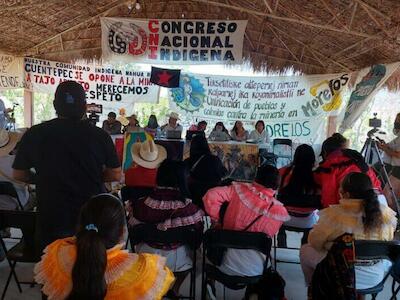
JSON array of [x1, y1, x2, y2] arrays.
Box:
[[12, 81, 121, 250]]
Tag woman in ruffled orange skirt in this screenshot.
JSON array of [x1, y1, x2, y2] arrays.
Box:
[[34, 194, 174, 300]]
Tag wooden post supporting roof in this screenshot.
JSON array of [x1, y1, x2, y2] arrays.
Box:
[[23, 89, 33, 127]]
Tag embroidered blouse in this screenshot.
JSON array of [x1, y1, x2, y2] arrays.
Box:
[[34, 237, 175, 300]]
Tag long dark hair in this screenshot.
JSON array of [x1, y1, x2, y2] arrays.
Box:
[[232, 121, 244, 135], [147, 114, 159, 129], [156, 159, 188, 198], [281, 144, 318, 195], [213, 121, 229, 134], [189, 134, 211, 163], [256, 164, 280, 190], [68, 194, 125, 300], [341, 172, 383, 233]]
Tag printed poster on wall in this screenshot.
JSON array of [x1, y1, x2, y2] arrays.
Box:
[[0, 53, 24, 90], [24, 57, 160, 117], [169, 72, 352, 144], [101, 17, 247, 65]]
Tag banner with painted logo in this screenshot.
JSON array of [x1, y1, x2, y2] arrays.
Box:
[[24, 57, 159, 117], [339, 62, 400, 133], [101, 17, 247, 65], [169, 72, 351, 144], [0, 53, 24, 90]]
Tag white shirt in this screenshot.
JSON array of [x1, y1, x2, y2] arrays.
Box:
[[249, 129, 270, 144], [383, 136, 400, 166]]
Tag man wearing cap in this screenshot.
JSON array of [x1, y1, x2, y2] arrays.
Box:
[[161, 112, 183, 133], [12, 81, 121, 250]]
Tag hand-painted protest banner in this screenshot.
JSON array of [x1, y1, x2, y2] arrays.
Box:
[[169, 72, 351, 144], [101, 18, 247, 65], [339, 62, 400, 133], [0, 54, 23, 90], [24, 57, 159, 117]]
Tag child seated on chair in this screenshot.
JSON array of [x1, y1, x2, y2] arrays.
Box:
[[128, 159, 204, 299], [35, 194, 174, 300], [203, 165, 289, 277]]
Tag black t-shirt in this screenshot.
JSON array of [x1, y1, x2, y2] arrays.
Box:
[[13, 118, 120, 245]]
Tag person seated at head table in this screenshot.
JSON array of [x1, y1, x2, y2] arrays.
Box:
[[249, 120, 270, 144], [124, 114, 143, 133], [315, 135, 382, 208], [300, 172, 397, 290], [208, 121, 231, 142], [277, 144, 321, 247], [161, 112, 183, 133], [188, 120, 207, 132], [117, 108, 129, 127], [230, 121, 249, 142], [184, 134, 227, 208], [125, 140, 167, 189], [128, 159, 203, 299], [102, 112, 122, 135], [144, 114, 160, 137], [203, 165, 289, 277], [35, 194, 174, 300]]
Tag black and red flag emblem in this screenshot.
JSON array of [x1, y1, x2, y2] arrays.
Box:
[[150, 66, 181, 88]]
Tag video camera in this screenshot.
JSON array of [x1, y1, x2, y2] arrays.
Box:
[[367, 113, 385, 139], [86, 103, 103, 126]]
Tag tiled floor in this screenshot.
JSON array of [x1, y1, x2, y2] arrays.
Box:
[[0, 231, 397, 299]]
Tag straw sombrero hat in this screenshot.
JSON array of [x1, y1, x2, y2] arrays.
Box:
[[131, 140, 167, 169], [0, 129, 22, 157]]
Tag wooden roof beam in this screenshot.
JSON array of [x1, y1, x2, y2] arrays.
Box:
[[319, 0, 347, 30], [332, 37, 373, 59], [194, 0, 379, 39], [353, 0, 390, 21], [358, 2, 391, 38], [262, 0, 273, 14], [23, 0, 129, 56], [348, 2, 358, 30], [267, 24, 299, 62]]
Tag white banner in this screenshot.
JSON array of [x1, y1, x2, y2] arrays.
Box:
[[169, 72, 352, 144], [339, 63, 400, 132], [24, 58, 160, 116], [101, 18, 247, 65], [0, 54, 24, 90]]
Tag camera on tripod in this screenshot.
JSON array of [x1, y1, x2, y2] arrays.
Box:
[[369, 113, 382, 129], [86, 103, 103, 126]]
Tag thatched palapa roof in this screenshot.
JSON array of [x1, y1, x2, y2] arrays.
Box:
[[1, 0, 400, 79]]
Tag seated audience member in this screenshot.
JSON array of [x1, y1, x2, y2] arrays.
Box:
[[0, 129, 31, 210], [203, 165, 289, 277], [300, 172, 397, 290], [185, 135, 227, 207], [278, 144, 320, 246], [128, 159, 204, 298], [117, 108, 129, 126], [230, 121, 249, 142], [315, 136, 381, 208], [144, 114, 160, 137], [124, 114, 142, 133], [249, 120, 270, 144], [35, 194, 174, 300], [188, 120, 207, 132], [208, 121, 231, 141], [102, 112, 122, 135], [125, 140, 166, 189], [161, 112, 183, 133]]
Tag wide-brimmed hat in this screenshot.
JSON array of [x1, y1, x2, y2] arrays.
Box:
[[131, 140, 167, 169], [168, 112, 180, 120], [0, 129, 22, 157]]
